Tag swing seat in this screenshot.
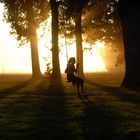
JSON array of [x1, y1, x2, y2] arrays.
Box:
[[66, 80, 75, 86], [66, 80, 72, 82]]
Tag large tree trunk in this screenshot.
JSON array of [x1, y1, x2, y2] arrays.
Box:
[[118, 0, 140, 87], [27, 1, 42, 79], [75, 11, 84, 78], [30, 29, 42, 79], [50, 0, 61, 78]]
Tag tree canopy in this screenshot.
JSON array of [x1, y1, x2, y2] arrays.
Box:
[[83, 0, 121, 44], [1, 0, 50, 45]]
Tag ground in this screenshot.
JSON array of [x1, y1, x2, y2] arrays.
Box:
[[0, 73, 139, 140]]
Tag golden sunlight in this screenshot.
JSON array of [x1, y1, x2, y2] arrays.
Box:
[[57, 39, 107, 73], [83, 41, 107, 72], [37, 15, 107, 74], [0, 4, 107, 74]]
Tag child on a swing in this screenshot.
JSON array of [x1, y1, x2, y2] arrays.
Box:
[[65, 57, 86, 96]]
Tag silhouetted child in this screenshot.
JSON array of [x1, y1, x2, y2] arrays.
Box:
[[65, 57, 86, 96]]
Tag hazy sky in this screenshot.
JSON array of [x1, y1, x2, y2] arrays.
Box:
[[0, 4, 32, 74]]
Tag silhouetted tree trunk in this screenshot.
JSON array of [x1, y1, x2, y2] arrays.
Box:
[[118, 0, 140, 87], [50, 0, 61, 78], [75, 10, 84, 78], [27, 1, 42, 79], [29, 29, 42, 79]]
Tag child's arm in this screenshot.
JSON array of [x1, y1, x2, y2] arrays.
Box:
[[65, 64, 68, 73], [75, 63, 79, 72]]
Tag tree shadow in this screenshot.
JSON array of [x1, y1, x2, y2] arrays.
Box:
[[85, 79, 140, 104], [79, 97, 117, 140], [0, 77, 117, 139], [15, 77, 82, 139], [78, 96, 140, 140], [0, 78, 34, 98], [0, 77, 78, 139], [0, 77, 139, 139]]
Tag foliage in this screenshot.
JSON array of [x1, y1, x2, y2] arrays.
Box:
[[59, 0, 122, 44], [44, 62, 52, 77], [1, 0, 50, 46], [82, 0, 123, 67], [82, 0, 121, 43], [58, 0, 91, 38]]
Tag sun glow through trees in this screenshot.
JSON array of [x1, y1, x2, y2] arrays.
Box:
[[0, 4, 107, 74], [83, 41, 107, 73]]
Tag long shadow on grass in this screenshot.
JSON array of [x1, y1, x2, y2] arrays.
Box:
[[86, 79, 140, 104], [0, 79, 34, 98], [77, 97, 117, 140], [79, 96, 140, 140], [11, 79, 81, 140], [0, 77, 81, 140], [0, 78, 139, 140]]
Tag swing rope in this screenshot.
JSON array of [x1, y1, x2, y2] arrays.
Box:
[[65, 33, 69, 62]]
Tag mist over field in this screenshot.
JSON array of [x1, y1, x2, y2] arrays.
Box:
[[0, 71, 124, 90]]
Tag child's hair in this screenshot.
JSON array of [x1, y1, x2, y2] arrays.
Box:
[[68, 57, 75, 64]]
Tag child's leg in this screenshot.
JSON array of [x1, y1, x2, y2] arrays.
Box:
[[76, 83, 79, 93], [76, 83, 81, 96], [81, 83, 84, 93], [80, 83, 87, 95]]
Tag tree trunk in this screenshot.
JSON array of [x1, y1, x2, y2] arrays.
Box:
[[50, 0, 61, 78], [75, 11, 84, 78], [27, 1, 42, 79], [118, 0, 140, 87], [30, 29, 42, 79]]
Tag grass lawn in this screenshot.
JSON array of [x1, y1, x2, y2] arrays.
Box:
[[0, 73, 139, 140]]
